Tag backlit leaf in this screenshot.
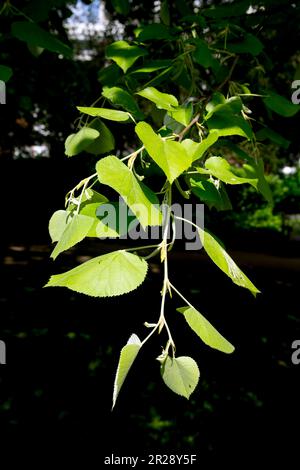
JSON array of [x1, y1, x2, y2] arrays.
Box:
[[77, 107, 130, 122], [177, 306, 235, 353], [45, 250, 148, 297], [65, 128, 99, 157], [204, 156, 258, 187], [112, 334, 141, 409], [135, 122, 191, 183], [86, 119, 115, 155], [106, 40, 148, 73], [161, 356, 200, 399], [50, 213, 94, 259], [136, 87, 178, 111], [102, 86, 144, 119], [199, 229, 260, 295], [96, 155, 162, 228]]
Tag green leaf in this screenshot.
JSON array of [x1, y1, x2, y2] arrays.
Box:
[[192, 39, 216, 68], [79, 203, 120, 238], [135, 122, 191, 183], [65, 128, 99, 157], [98, 64, 122, 86], [256, 127, 290, 149], [130, 60, 172, 74], [168, 103, 193, 126], [0, 65, 13, 82], [160, 0, 170, 25], [106, 40, 148, 73], [102, 86, 144, 120], [136, 87, 178, 111], [181, 131, 219, 162], [86, 119, 115, 155], [111, 0, 130, 15], [77, 107, 130, 122], [49, 210, 69, 243], [50, 213, 95, 260], [96, 155, 162, 228], [207, 113, 253, 139], [242, 159, 273, 204], [177, 306, 235, 353], [11, 21, 72, 57], [161, 356, 200, 399], [205, 95, 243, 119], [204, 157, 258, 187], [263, 91, 300, 117], [45, 250, 148, 297], [227, 34, 263, 56], [205, 95, 252, 140], [112, 334, 141, 409], [135, 23, 172, 41], [199, 229, 260, 295], [190, 177, 232, 211]]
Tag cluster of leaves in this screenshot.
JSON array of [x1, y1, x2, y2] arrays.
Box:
[[42, 0, 300, 407]]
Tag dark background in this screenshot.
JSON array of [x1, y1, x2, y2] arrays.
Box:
[[0, 0, 299, 464]]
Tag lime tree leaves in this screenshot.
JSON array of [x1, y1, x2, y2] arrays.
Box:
[[11, 21, 72, 57], [205, 93, 253, 139], [177, 306, 234, 354], [199, 229, 260, 295], [112, 334, 142, 409], [263, 90, 300, 117], [50, 212, 95, 260], [160, 356, 200, 399], [204, 156, 258, 187], [96, 156, 162, 228], [77, 106, 131, 122], [135, 122, 191, 183], [106, 40, 148, 73], [65, 128, 100, 157], [136, 87, 178, 111], [46, 250, 148, 297], [102, 86, 144, 120]]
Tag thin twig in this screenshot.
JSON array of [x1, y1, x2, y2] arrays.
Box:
[[177, 113, 200, 142]]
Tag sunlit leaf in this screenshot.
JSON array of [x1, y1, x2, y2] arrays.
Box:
[[161, 356, 200, 399], [45, 250, 148, 297], [102, 86, 144, 119], [77, 106, 130, 122], [65, 128, 99, 157], [86, 119, 115, 155], [204, 156, 258, 187], [135, 121, 191, 183], [97, 155, 162, 228], [177, 306, 235, 353], [106, 40, 148, 73], [112, 334, 141, 409], [199, 228, 260, 295], [50, 212, 95, 259], [168, 102, 193, 126], [136, 87, 178, 111]]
